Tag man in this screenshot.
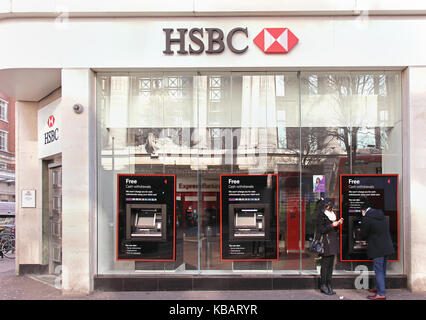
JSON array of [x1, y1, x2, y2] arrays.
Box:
[[360, 197, 395, 300]]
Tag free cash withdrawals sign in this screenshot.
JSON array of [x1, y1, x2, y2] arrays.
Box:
[[117, 174, 176, 261], [220, 174, 279, 261], [340, 174, 399, 261]]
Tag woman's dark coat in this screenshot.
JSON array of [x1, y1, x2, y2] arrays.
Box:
[[360, 208, 395, 259], [315, 210, 340, 257]]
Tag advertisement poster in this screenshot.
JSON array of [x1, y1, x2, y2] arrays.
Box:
[[117, 174, 175, 261], [340, 174, 399, 261], [313, 175, 325, 193], [220, 174, 279, 261]]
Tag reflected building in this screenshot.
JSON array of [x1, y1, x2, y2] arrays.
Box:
[[0, 93, 15, 203]]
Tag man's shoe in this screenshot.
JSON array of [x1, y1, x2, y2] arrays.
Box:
[[367, 294, 386, 300], [320, 284, 333, 295], [368, 288, 378, 293], [327, 284, 336, 295]]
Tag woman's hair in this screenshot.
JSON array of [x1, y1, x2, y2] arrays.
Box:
[[322, 198, 334, 210], [315, 197, 326, 214]]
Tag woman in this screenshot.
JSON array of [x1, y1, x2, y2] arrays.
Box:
[[314, 177, 321, 192], [315, 198, 343, 295]]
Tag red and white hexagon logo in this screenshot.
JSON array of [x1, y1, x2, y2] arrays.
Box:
[[47, 115, 55, 128], [253, 28, 298, 54]]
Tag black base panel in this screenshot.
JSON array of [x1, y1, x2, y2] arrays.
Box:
[[18, 264, 49, 275], [94, 275, 407, 291]]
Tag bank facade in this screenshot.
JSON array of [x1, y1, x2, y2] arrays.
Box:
[[1, 1, 426, 294]]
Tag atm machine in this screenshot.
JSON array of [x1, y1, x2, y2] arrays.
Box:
[[347, 216, 367, 255], [126, 204, 167, 241], [347, 215, 390, 255], [228, 204, 270, 241]]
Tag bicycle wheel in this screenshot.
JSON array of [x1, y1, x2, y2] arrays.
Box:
[[2, 239, 15, 259]]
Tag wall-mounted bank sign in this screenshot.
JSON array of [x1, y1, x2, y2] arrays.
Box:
[[163, 27, 298, 55], [38, 99, 61, 159], [21, 189, 36, 208]]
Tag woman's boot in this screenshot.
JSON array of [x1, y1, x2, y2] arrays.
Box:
[[320, 284, 333, 295], [327, 281, 336, 295]]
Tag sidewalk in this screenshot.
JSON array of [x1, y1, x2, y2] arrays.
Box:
[[1, 258, 425, 300]]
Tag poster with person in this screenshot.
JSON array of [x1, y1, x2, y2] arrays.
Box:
[[313, 175, 326, 193]]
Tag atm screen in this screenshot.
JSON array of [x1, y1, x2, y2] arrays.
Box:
[[135, 210, 157, 228], [126, 204, 167, 241], [235, 210, 258, 227], [229, 205, 269, 241]]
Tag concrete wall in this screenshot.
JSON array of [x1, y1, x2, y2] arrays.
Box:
[[15, 101, 40, 269], [60, 69, 95, 295], [406, 67, 426, 292]]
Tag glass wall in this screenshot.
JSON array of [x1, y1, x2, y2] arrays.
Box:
[[96, 71, 403, 275]]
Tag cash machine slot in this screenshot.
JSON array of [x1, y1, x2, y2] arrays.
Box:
[[126, 204, 167, 241], [348, 215, 367, 254], [347, 215, 390, 255], [229, 204, 270, 241]]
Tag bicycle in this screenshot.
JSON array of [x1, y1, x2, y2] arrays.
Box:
[[0, 227, 15, 259]]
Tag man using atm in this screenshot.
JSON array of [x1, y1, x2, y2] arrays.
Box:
[[360, 197, 394, 300]]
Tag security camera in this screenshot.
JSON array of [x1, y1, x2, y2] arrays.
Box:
[[73, 104, 84, 114]]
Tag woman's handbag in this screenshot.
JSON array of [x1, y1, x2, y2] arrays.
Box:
[[309, 231, 324, 255]]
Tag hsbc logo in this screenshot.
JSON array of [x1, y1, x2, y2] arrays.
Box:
[[253, 28, 298, 53], [163, 27, 298, 55], [47, 115, 55, 128], [44, 115, 59, 145]]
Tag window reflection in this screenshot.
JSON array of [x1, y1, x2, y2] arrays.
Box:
[[97, 71, 402, 275]]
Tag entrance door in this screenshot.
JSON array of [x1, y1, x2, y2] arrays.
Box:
[[48, 164, 62, 274]]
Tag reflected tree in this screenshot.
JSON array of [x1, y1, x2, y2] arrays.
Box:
[[310, 73, 388, 167]]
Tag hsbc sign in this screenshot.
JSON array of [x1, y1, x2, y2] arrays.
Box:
[[163, 27, 298, 55], [38, 100, 62, 159], [44, 115, 59, 145]]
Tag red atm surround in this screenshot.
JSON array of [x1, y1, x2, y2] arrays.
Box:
[[279, 172, 305, 253]]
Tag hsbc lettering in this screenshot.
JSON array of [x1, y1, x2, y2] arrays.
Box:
[[163, 27, 249, 54], [163, 27, 298, 55], [44, 128, 59, 145]]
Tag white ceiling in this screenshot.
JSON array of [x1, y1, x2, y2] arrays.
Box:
[[0, 69, 61, 101]]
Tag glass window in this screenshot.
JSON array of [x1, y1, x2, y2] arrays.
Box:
[[97, 71, 403, 276], [300, 72, 402, 275], [0, 132, 7, 151], [0, 99, 7, 122], [0, 216, 15, 225]]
